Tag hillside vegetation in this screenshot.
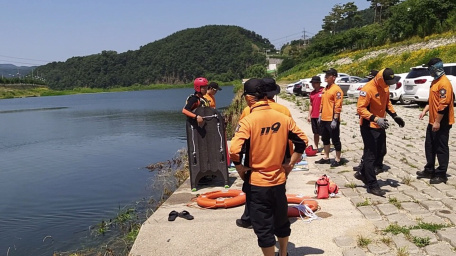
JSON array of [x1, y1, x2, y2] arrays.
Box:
[[278, 0, 456, 79], [35, 25, 274, 90]]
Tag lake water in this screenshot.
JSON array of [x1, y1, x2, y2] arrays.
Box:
[[0, 87, 234, 255]]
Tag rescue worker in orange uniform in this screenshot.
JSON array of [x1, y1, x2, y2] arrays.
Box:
[[417, 58, 454, 184], [355, 68, 405, 196], [230, 78, 308, 256], [182, 77, 210, 126], [203, 82, 222, 109], [315, 68, 343, 167], [236, 78, 292, 230]]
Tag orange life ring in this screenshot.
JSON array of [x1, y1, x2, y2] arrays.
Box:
[[197, 189, 246, 209], [286, 194, 318, 217]]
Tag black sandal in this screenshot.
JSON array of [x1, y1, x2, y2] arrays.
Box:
[[178, 210, 194, 220], [168, 210, 178, 221]]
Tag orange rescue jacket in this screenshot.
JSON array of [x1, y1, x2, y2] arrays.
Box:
[[229, 101, 308, 187], [428, 74, 455, 125], [203, 94, 216, 109], [357, 69, 396, 129], [319, 83, 343, 121]]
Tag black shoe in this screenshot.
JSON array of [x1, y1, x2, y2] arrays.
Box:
[[353, 165, 362, 172], [367, 186, 386, 197], [354, 171, 367, 184], [236, 219, 252, 229], [315, 158, 330, 164], [416, 170, 433, 179], [374, 166, 383, 175], [430, 176, 448, 184], [276, 253, 289, 256], [331, 160, 342, 167]]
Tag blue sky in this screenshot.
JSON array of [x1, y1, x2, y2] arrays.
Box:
[[0, 0, 371, 66]]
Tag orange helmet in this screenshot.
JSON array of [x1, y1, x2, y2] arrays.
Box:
[[194, 77, 208, 92], [305, 145, 318, 156]]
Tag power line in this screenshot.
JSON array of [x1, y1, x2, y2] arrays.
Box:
[[0, 54, 53, 63], [0, 59, 43, 66]]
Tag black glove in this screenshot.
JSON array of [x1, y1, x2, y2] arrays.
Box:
[[376, 118, 389, 129], [330, 118, 338, 130], [394, 116, 405, 128]]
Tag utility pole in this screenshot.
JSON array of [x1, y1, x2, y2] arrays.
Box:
[[303, 28, 306, 46]]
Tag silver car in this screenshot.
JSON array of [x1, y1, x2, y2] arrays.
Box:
[[335, 76, 362, 95]]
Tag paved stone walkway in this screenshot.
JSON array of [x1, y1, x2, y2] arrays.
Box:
[[279, 94, 456, 256]]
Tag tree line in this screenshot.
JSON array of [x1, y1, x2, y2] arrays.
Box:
[[279, 0, 456, 73], [34, 25, 274, 90]]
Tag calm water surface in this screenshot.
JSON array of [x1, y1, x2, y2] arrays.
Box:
[[0, 87, 233, 255]]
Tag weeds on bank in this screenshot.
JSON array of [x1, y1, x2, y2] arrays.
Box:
[[57, 148, 190, 256], [384, 222, 451, 247], [400, 175, 413, 185], [345, 182, 357, 188], [397, 247, 410, 256], [412, 236, 430, 247], [356, 198, 370, 207], [357, 235, 372, 247], [389, 197, 402, 209], [380, 236, 392, 245]]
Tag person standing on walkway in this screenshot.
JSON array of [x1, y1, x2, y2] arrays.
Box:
[[204, 82, 222, 109], [307, 75, 324, 151], [230, 78, 308, 256], [182, 77, 210, 125], [355, 68, 405, 196], [315, 68, 343, 167], [353, 70, 383, 174], [236, 78, 292, 230], [417, 58, 454, 184]]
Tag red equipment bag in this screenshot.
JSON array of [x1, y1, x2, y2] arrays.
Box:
[[314, 174, 330, 199], [329, 180, 339, 195], [305, 145, 318, 157]]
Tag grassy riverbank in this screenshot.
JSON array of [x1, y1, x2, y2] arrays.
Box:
[[54, 149, 190, 256], [0, 81, 238, 99]]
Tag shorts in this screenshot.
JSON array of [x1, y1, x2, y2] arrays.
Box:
[[311, 118, 320, 135], [250, 183, 291, 248]]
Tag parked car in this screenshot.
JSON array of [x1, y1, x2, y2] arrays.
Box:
[[285, 80, 306, 96], [286, 83, 295, 94], [402, 63, 456, 106], [299, 78, 311, 96], [335, 76, 362, 95], [304, 72, 350, 94], [346, 77, 371, 98], [389, 73, 410, 104]]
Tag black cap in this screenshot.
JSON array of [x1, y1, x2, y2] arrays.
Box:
[[367, 70, 378, 78], [323, 68, 338, 77], [208, 82, 222, 91], [263, 78, 280, 98], [424, 57, 443, 67], [383, 68, 400, 85], [310, 76, 321, 83], [243, 78, 266, 96]]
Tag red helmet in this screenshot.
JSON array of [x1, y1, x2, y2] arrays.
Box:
[[194, 77, 208, 92], [305, 145, 318, 156]]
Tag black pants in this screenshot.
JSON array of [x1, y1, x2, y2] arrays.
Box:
[[360, 125, 386, 187], [250, 183, 290, 248], [424, 124, 451, 176], [359, 126, 386, 169], [320, 120, 342, 151], [240, 171, 251, 223]]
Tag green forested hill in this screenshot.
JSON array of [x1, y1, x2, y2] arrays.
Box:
[[36, 25, 274, 90]]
